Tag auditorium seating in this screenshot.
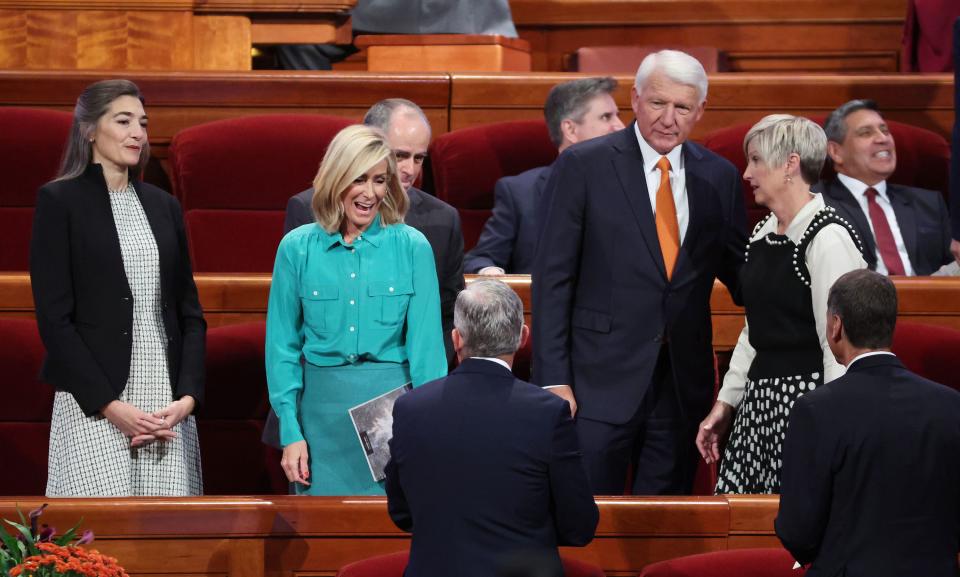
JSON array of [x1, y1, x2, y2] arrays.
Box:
[[700, 117, 950, 227], [335, 550, 605, 577], [168, 114, 354, 272], [0, 108, 72, 271], [638, 548, 805, 577], [891, 321, 960, 392], [0, 318, 52, 494], [428, 120, 557, 250]]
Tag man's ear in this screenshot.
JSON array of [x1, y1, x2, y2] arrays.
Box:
[[560, 118, 578, 145], [452, 328, 463, 356], [826, 140, 843, 165], [518, 324, 530, 349], [828, 313, 843, 344]]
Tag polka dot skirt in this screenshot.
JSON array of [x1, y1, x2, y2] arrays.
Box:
[[715, 372, 822, 494]]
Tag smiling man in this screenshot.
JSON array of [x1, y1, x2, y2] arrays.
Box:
[[819, 99, 953, 276], [532, 50, 748, 495]]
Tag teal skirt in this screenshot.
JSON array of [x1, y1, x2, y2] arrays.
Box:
[[297, 361, 410, 496]]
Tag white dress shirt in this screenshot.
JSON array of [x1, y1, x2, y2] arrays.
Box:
[[846, 350, 896, 367], [473, 357, 512, 371], [717, 194, 867, 408], [634, 124, 690, 243], [836, 174, 915, 276]]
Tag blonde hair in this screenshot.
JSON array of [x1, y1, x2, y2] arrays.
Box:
[[311, 124, 407, 232], [743, 114, 827, 185]]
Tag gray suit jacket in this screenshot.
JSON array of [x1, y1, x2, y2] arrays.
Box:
[[818, 176, 952, 275]]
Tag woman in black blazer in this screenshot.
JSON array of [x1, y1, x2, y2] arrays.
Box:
[[29, 79, 205, 496]]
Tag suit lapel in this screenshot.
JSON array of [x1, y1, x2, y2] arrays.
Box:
[[611, 127, 667, 279], [677, 143, 706, 272], [404, 186, 424, 228], [534, 166, 550, 203], [887, 184, 918, 268], [824, 178, 877, 267]]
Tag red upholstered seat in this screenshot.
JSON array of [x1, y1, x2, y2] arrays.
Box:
[[168, 114, 354, 272], [891, 321, 960, 393], [336, 550, 605, 577], [0, 108, 72, 271], [0, 318, 53, 495], [200, 321, 286, 494], [571, 45, 726, 73], [639, 548, 805, 577], [428, 120, 557, 251], [700, 117, 950, 229]]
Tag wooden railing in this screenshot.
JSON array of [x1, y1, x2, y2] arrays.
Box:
[[0, 495, 780, 577], [3, 273, 958, 351]]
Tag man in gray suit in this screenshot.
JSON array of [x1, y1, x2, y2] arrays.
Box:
[[818, 99, 953, 276], [284, 99, 464, 362]]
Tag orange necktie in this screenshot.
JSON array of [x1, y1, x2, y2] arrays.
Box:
[[655, 156, 680, 279]]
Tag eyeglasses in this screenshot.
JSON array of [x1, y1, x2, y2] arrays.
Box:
[[394, 150, 428, 165]]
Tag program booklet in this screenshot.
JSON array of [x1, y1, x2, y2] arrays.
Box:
[[348, 382, 412, 482]]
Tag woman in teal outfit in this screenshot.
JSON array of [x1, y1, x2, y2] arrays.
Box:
[[266, 124, 448, 495]]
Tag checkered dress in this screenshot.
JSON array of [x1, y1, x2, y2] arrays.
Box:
[[46, 184, 202, 497]]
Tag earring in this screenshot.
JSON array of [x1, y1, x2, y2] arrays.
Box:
[[784, 174, 793, 184]]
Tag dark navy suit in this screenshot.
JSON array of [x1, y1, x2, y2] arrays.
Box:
[[533, 124, 747, 494], [776, 354, 960, 577], [385, 358, 598, 577], [818, 176, 952, 275], [464, 165, 551, 274]]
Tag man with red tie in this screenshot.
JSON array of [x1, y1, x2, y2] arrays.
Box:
[[819, 99, 953, 276], [532, 50, 748, 495]]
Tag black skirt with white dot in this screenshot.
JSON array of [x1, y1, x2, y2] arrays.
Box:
[[46, 184, 202, 497]]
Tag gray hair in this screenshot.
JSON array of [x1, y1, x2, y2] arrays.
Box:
[[55, 79, 149, 182], [743, 114, 827, 185], [543, 76, 618, 147], [634, 49, 708, 105], [363, 98, 431, 134], [827, 269, 898, 349], [823, 99, 879, 144], [454, 279, 524, 358]]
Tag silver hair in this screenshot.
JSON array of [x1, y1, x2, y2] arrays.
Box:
[[543, 76, 618, 147], [823, 99, 880, 144], [454, 279, 523, 358], [634, 49, 708, 105], [743, 114, 827, 185], [363, 98, 431, 134]]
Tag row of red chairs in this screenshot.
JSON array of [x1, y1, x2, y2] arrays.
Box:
[[2, 313, 958, 497], [0, 108, 949, 272]]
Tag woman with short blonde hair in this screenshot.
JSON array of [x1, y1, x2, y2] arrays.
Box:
[[697, 114, 866, 494], [267, 124, 446, 496]]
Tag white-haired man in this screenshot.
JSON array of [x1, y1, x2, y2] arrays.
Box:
[[533, 49, 748, 495]]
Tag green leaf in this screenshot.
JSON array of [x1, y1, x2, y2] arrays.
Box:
[[0, 526, 21, 560], [55, 518, 84, 547], [3, 520, 39, 557]]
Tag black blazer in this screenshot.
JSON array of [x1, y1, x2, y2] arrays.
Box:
[[29, 164, 206, 416], [285, 186, 464, 361], [776, 354, 960, 577], [532, 125, 747, 424], [464, 165, 550, 274], [818, 176, 953, 275], [385, 359, 598, 577]]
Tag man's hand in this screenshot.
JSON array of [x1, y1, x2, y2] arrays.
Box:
[[547, 385, 578, 417], [951, 239, 960, 265], [478, 266, 506, 276], [281, 440, 311, 486], [696, 400, 735, 464]]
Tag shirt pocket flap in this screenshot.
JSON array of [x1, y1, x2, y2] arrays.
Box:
[[571, 307, 612, 333], [368, 281, 414, 297], [302, 285, 339, 300]]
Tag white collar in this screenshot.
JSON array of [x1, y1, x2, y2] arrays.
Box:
[[759, 193, 826, 244], [472, 357, 512, 371], [634, 123, 684, 175], [847, 350, 895, 367], [837, 173, 888, 200]]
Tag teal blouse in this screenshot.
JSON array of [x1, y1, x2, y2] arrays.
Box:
[[266, 214, 448, 446]]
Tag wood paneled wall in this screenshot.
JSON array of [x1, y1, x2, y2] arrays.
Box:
[[0, 1, 353, 70], [0, 71, 952, 161], [510, 0, 909, 72], [0, 496, 780, 577], [2, 273, 958, 352]]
